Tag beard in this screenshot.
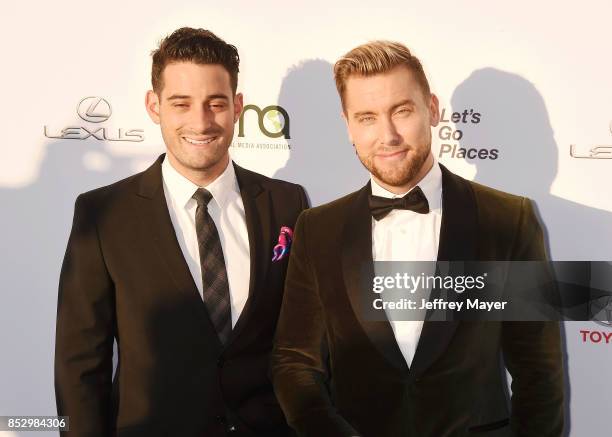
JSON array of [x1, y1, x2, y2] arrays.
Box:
[[358, 144, 431, 188], [179, 141, 228, 172]]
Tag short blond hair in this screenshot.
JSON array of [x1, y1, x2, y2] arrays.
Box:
[[333, 40, 431, 109]]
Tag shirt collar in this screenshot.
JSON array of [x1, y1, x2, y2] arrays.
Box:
[[161, 155, 240, 210], [370, 160, 443, 211]]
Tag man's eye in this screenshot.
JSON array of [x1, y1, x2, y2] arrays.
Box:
[[173, 104, 188, 108], [359, 116, 375, 123], [395, 108, 412, 116]]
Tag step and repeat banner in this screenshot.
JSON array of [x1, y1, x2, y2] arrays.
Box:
[[1, 1, 610, 435]]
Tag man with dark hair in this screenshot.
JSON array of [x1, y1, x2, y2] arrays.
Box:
[[271, 40, 564, 436], [55, 27, 306, 437]]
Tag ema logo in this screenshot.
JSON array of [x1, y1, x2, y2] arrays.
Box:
[[44, 97, 144, 142], [232, 104, 291, 151], [77, 97, 112, 123], [264, 109, 285, 135], [238, 104, 290, 139]]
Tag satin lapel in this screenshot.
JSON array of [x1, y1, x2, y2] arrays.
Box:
[[135, 154, 221, 347], [342, 182, 409, 372], [226, 163, 272, 345], [410, 164, 478, 380]]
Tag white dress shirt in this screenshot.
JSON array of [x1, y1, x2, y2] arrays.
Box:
[[162, 156, 250, 328], [371, 161, 443, 366]]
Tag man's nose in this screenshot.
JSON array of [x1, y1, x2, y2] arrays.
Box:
[[189, 104, 215, 133], [379, 117, 401, 146]]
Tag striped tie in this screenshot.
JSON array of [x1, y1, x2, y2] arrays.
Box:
[[192, 188, 232, 345]]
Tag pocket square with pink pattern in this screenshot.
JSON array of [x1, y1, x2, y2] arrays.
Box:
[[271, 226, 294, 262]]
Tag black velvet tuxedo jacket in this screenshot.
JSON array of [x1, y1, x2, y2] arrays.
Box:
[[55, 154, 307, 437], [271, 164, 564, 437]]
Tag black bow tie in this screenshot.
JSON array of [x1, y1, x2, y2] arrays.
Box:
[[369, 186, 430, 220]]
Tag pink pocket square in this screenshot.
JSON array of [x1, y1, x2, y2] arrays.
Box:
[[272, 226, 294, 262]]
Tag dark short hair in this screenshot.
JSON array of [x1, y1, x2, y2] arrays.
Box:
[[151, 27, 240, 94]]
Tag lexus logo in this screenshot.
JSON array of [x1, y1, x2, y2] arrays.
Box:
[[569, 120, 612, 159], [569, 145, 612, 159], [77, 97, 112, 123], [45, 96, 143, 142]]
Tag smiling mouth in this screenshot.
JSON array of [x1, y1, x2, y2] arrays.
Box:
[[182, 136, 218, 145], [376, 149, 408, 159]]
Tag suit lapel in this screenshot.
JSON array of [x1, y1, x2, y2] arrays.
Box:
[[409, 163, 478, 380], [226, 162, 273, 345], [435, 164, 478, 263], [135, 154, 222, 348], [342, 182, 409, 372]]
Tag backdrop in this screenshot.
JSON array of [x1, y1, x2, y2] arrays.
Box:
[[1, 1, 610, 435]]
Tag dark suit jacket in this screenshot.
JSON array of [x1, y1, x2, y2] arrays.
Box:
[[270, 164, 564, 437], [55, 154, 308, 437]]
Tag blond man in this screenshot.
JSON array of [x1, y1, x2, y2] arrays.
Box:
[[270, 41, 563, 437]]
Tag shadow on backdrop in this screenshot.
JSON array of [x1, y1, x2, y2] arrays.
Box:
[[273, 59, 368, 206], [0, 138, 156, 433], [451, 68, 612, 261], [451, 68, 612, 436]]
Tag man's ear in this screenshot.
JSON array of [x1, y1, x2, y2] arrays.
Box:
[[429, 93, 440, 127], [233, 92, 244, 123], [145, 90, 161, 124]]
